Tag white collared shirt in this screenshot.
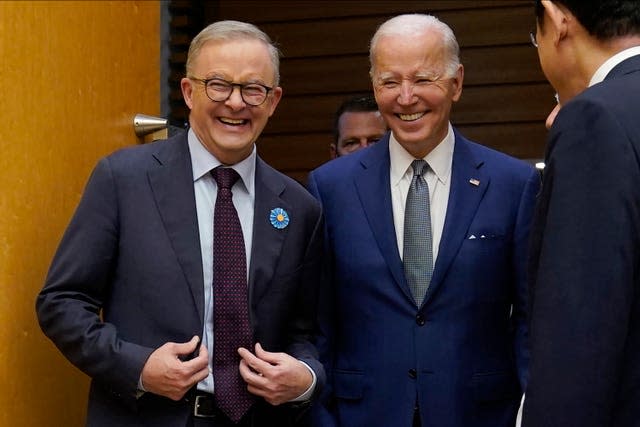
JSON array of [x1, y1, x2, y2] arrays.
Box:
[[390, 123, 454, 263], [188, 129, 315, 401], [189, 128, 256, 393], [589, 45, 640, 86]]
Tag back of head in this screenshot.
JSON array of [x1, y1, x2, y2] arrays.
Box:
[[535, 0, 640, 40], [186, 20, 282, 84], [333, 95, 379, 143], [369, 14, 460, 77]]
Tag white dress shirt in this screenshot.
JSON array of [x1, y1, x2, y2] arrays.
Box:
[[189, 128, 315, 400], [390, 123, 454, 263], [189, 128, 256, 393]]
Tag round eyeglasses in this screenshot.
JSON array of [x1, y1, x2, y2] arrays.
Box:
[[189, 77, 273, 106]]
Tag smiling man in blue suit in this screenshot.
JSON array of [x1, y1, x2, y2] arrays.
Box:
[[308, 14, 540, 427]]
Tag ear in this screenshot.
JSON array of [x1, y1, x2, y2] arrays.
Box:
[[542, 0, 569, 45], [450, 64, 464, 102], [180, 77, 194, 109], [329, 143, 338, 159], [267, 86, 283, 117]]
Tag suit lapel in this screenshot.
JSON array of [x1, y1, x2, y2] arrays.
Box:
[[248, 157, 288, 307], [425, 134, 489, 304], [147, 134, 205, 323], [354, 137, 410, 299]]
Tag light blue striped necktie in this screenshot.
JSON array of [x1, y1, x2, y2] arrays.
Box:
[[403, 159, 433, 306]]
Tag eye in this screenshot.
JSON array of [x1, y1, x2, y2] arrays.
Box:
[[207, 79, 231, 92], [380, 80, 399, 89], [242, 84, 267, 97], [415, 77, 437, 85]]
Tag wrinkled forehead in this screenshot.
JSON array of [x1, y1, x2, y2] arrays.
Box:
[[373, 37, 447, 79], [192, 38, 277, 82]]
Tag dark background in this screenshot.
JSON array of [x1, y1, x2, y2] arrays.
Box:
[[167, 0, 553, 182]]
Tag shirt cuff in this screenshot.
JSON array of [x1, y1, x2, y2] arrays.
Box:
[[136, 376, 146, 399], [289, 360, 317, 402]]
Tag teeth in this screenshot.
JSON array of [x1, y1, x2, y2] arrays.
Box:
[[220, 117, 245, 125], [398, 112, 425, 121]]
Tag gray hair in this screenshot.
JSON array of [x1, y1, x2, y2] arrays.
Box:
[[186, 20, 281, 85], [369, 14, 460, 77]]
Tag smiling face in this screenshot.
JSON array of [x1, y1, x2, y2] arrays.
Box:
[[371, 29, 463, 158], [332, 110, 387, 158], [181, 38, 282, 165]]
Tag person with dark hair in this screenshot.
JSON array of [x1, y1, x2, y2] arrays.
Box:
[[309, 13, 539, 427], [36, 20, 324, 427], [329, 95, 387, 159], [524, 1, 640, 426]]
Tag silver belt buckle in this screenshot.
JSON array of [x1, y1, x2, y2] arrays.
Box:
[[193, 395, 215, 418]]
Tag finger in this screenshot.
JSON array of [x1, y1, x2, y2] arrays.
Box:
[[239, 358, 264, 381], [174, 335, 200, 357], [182, 343, 209, 373], [238, 347, 273, 375], [188, 363, 211, 386], [254, 342, 286, 364]]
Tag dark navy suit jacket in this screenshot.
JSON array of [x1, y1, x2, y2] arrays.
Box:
[[36, 132, 324, 427], [523, 55, 640, 427], [308, 130, 539, 427]]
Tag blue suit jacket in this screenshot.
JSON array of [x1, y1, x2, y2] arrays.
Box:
[[36, 132, 324, 427], [308, 130, 539, 427], [523, 55, 640, 427]]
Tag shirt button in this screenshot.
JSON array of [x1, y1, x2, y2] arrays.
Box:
[[408, 369, 417, 379], [416, 313, 425, 326]]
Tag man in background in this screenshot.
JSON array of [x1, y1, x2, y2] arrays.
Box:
[[309, 13, 539, 427], [523, 1, 640, 426], [329, 95, 387, 158], [36, 20, 323, 427]]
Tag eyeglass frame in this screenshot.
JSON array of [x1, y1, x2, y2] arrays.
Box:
[[529, 30, 538, 48], [188, 76, 274, 106]]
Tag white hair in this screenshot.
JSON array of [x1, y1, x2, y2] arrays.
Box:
[[369, 14, 460, 77]]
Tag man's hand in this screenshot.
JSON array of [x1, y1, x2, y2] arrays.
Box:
[[140, 336, 209, 401], [238, 342, 313, 406]]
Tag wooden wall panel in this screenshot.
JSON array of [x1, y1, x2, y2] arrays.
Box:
[[212, 1, 527, 23], [257, 120, 548, 174], [282, 45, 545, 96], [169, 1, 553, 183]]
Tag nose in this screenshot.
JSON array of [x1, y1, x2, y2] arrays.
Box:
[[225, 85, 246, 109], [397, 81, 416, 105]]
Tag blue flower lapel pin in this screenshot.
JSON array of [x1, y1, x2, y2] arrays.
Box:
[[269, 207, 290, 229]]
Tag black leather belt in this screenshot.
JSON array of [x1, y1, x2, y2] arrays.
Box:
[[187, 391, 218, 419]]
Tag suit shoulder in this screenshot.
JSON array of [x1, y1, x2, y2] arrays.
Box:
[[95, 133, 187, 177], [309, 146, 369, 184], [107, 133, 184, 163]]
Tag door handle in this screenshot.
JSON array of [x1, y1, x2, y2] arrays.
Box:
[[133, 113, 168, 141]]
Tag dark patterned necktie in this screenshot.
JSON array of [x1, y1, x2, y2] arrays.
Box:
[[211, 167, 254, 422], [403, 159, 433, 306]]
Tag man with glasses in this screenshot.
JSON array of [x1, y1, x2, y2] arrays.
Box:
[[308, 13, 539, 427], [37, 20, 324, 427], [523, 1, 640, 426]]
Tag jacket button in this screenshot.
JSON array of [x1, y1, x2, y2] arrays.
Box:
[[408, 369, 417, 379], [416, 313, 425, 326]]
